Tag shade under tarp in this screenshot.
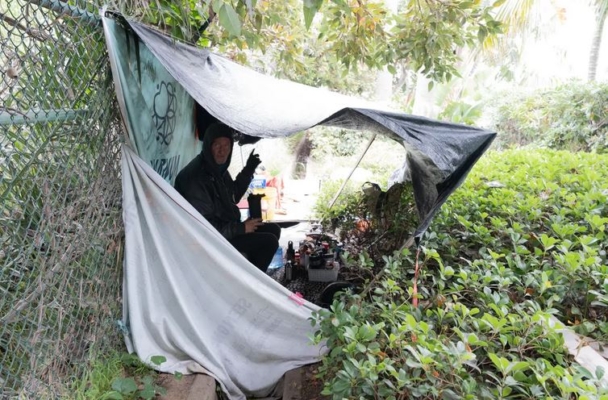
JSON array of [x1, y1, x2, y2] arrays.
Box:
[[102, 10, 495, 400], [127, 19, 496, 239]]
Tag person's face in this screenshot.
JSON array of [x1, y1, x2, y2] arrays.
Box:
[[211, 136, 231, 165]]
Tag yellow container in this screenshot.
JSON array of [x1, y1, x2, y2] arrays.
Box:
[[261, 187, 277, 221]]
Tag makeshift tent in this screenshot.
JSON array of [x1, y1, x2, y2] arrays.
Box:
[[102, 10, 496, 400]]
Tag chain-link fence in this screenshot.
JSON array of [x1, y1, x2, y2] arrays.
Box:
[[1, 1, 124, 397]]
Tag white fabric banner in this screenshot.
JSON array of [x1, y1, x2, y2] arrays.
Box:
[[121, 145, 324, 399]]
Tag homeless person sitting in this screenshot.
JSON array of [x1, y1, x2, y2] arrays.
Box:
[[174, 122, 281, 272]]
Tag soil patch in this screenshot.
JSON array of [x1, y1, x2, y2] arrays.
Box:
[[300, 364, 330, 400]]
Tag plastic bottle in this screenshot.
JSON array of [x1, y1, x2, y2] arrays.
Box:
[[286, 241, 295, 264], [285, 261, 293, 282], [268, 247, 283, 270]]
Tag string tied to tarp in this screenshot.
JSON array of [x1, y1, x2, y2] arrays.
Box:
[[412, 246, 422, 307]]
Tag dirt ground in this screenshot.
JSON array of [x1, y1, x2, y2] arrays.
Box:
[[157, 373, 217, 400], [157, 365, 329, 400], [299, 364, 331, 400]]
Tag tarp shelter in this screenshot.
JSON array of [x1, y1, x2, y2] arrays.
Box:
[[102, 10, 496, 400]]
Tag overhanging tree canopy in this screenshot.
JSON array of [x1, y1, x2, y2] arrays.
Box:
[[107, 12, 496, 241]]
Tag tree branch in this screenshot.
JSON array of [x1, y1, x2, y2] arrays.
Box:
[[0, 12, 48, 41], [191, 2, 216, 43]]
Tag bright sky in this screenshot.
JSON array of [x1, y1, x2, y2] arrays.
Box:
[[520, 0, 608, 86]]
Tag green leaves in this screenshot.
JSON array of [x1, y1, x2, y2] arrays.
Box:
[[490, 81, 608, 152], [104, 374, 168, 400], [303, 0, 323, 30], [91, 353, 170, 400], [312, 148, 608, 399], [150, 355, 167, 366], [539, 234, 558, 251], [489, 353, 530, 376], [100, 377, 138, 399], [112, 377, 137, 394], [218, 3, 242, 37], [587, 214, 608, 232], [131, 0, 506, 90], [388, 0, 501, 83]]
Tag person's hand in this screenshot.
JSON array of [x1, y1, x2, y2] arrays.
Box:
[[245, 149, 262, 171], [244, 218, 263, 233]]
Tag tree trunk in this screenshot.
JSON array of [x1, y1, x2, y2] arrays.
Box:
[[292, 133, 312, 179], [588, 5, 608, 81], [374, 0, 400, 107]]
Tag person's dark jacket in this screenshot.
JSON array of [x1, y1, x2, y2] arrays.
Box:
[[174, 124, 255, 240]]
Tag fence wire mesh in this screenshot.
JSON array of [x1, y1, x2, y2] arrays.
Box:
[[1, 1, 124, 397]]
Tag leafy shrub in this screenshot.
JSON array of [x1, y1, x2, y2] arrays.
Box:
[[311, 127, 368, 158], [433, 149, 608, 337], [315, 179, 361, 222], [315, 180, 418, 264], [488, 81, 608, 153], [311, 149, 608, 399], [438, 100, 484, 126], [72, 352, 171, 400]]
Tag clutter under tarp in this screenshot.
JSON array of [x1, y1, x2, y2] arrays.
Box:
[[102, 10, 496, 400]]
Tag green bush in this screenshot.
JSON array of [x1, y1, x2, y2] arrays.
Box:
[[312, 149, 608, 399], [438, 100, 484, 126], [311, 127, 368, 158], [433, 149, 608, 332], [488, 81, 608, 153], [315, 179, 418, 263], [71, 352, 170, 400], [315, 179, 361, 221]]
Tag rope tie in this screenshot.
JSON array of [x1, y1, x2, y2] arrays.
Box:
[[413, 247, 421, 307]]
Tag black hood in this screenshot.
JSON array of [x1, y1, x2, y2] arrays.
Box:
[[201, 123, 234, 174]]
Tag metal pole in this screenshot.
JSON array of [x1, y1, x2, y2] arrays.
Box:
[[327, 133, 377, 211], [0, 109, 89, 126], [29, 0, 100, 25]]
